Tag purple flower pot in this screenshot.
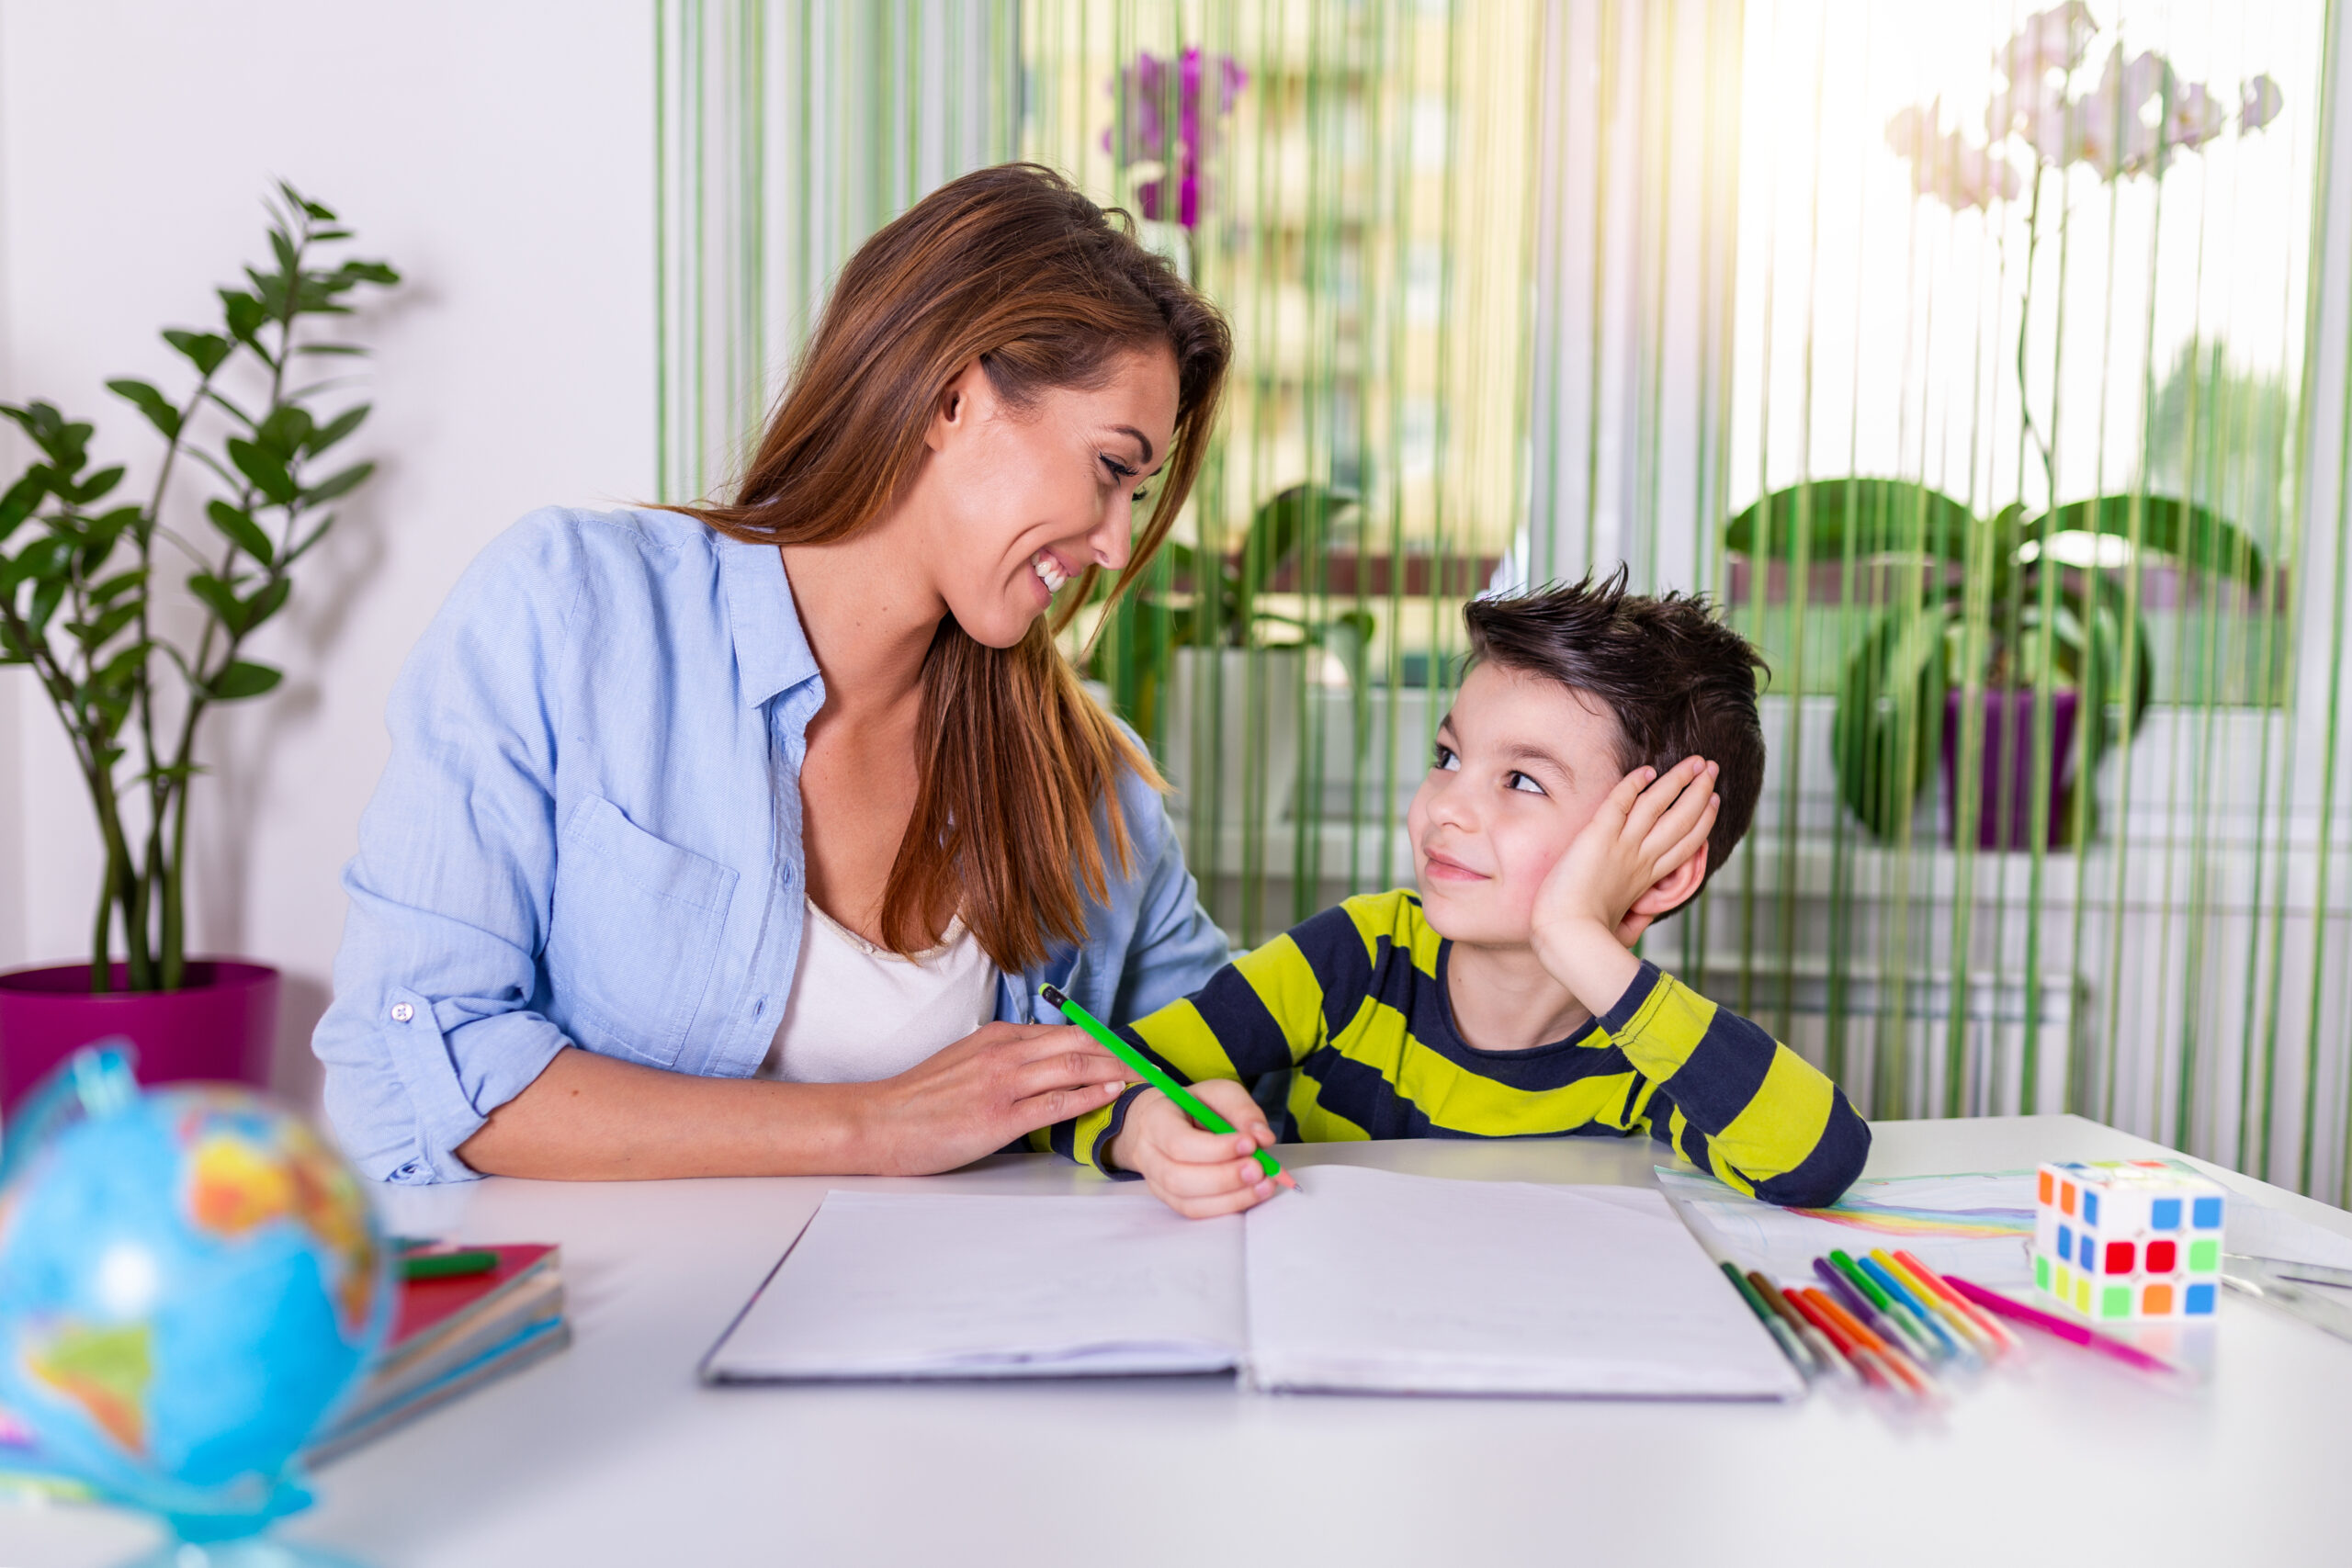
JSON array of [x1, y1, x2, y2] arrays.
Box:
[[1940, 688, 2079, 851], [0, 959, 277, 1112]]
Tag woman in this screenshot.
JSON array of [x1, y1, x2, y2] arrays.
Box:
[[313, 164, 1233, 1183]]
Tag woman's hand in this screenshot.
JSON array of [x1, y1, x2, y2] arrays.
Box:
[[1103, 1082, 1280, 1218], [853, 1021, 1136, 1175]]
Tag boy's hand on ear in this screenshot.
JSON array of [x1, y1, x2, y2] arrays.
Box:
[[1531, 755, 1721, 1015], [1103, 1079, 1281, 1219]]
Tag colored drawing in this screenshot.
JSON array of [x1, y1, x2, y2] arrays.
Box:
[[1781, 1200, 2035, 1239]]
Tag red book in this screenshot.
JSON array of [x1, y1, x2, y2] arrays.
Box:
[[391, 1244, 559, 1348]]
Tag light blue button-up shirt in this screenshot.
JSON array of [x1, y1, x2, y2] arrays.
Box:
[[313, 506, 1229, 1183]]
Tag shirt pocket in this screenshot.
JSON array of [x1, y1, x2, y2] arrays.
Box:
[[545, 794, 739, 1068]]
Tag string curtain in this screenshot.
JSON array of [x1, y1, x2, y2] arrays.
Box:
[[652, 0, 2352, 1200]]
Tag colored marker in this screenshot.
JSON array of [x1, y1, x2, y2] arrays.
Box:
[[1721, 1261, 1815, 1379], [1782, 1287, 1885, 1389], [1814, 1258, 1931, 1375], [1883, 1255, 1996, 1359], [401, 1248, 499, 1280], [1894, 1249, 2018, 1352], [1040, 983, 1295, 1190], [1879, 1250, 2004, 1357], [1798, 1286, 1928, 1396], [1829, 1249, 1944, 1362], [1749, 1269, 1850, 1383], [1858, 1252, 1969, 1363], [1943, 1275, 2181, 1377]]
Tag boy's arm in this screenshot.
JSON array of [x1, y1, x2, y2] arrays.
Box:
[[1036, 909, 1350, 1172], [1593, 963, 1870, 1207], [1531, 758, 1867, 1205]]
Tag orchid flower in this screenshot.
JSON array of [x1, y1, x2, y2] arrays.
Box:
[[1104, 47, 1248, 230], [1891, 20, 2281, 209], [2242, 74, 2285, 132]]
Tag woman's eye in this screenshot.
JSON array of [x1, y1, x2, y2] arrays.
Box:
[[1433, 744, 1458, 771], [1131, 488, 1151, 505], [1102, 456, 1137, 486], [1508, 771, 1546, 795]]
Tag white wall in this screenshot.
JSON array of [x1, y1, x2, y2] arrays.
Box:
[[0, 0, 656, 1102]]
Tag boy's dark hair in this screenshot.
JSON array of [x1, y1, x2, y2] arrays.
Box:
[[1463, 568, 1766, 913]]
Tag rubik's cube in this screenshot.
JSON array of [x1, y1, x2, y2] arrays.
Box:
[[2033, 1159, 2225, 1321]]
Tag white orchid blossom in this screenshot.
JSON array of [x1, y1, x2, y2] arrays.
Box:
[[2164, 81, 2227, 152], [1996, 2, 2098, 85], [2242, 74, 2284, 132], [1890, 19, 2280, 209]]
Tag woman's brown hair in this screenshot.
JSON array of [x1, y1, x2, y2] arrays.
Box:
[[679, 163, 1231, 972]]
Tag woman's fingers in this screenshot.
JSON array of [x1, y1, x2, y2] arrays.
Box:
[[1005, 1077, 1133, 1130]]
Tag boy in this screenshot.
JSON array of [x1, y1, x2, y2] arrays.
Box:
[[1044, 573, 1869, 1216]]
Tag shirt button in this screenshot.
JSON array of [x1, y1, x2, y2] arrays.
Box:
[[390, 1002, 415, 1023]]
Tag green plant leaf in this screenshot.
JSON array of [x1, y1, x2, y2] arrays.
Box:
[[67, 603, 139, 649], [305, 404, 369, 455], [205, 499, 276, 564], [2028, 494, 2270, 592], [69, 465, 125, 506], [223, 440, 298, 508], [206, 660, 281, 700], [279, 182, 336, 222], [0, 472, 47, 541], [1726, 479, 1978, 563], [106, 379, 182, 440], [294, 343, 368, 357], [28, 575, 65, 636], [162, 329, 233, 377], [89, 568, 146, 604], [240, 577, 290, 632], [300, 459, 374, 508], [219, 288, 269, 344], [187, 571, 243, 627], [257, 403, 315, 459], [335, 259, 401, 287]]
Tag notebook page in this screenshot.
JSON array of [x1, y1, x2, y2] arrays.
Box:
[[703, 1190, 1246, 1381], [1243, 1166, 1803, 1398]]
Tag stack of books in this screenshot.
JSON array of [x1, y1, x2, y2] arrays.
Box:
[[309, 1242, 570, 1463]]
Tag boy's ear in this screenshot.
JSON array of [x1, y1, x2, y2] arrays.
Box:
[[1629, 841, 1709, 919]]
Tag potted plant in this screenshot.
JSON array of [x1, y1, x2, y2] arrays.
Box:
[[1724, 7, 2282, 851], [1725, 479, 2266, 847], [0, 184, 398, 1106]]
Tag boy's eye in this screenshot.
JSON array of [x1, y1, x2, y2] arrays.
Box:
[[1507, 771, 1547, 796], [1433, 743, 1459, 772]]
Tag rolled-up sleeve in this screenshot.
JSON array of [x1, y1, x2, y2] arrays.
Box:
[[313, 519, 581, 1183]]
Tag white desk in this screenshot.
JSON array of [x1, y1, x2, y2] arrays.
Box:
[[7, 1115, 2351, 1568]]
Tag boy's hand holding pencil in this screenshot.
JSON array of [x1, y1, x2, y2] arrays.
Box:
[[1104, 1078, 1283, 1218]]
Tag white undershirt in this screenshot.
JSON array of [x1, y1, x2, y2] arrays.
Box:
[[758, 898, 999, 1083]]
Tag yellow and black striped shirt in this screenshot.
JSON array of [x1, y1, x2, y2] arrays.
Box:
[[1042, 887, 1869, 1207]]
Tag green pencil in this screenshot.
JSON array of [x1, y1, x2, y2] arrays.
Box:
[[1039, 983, 1295, 1190]]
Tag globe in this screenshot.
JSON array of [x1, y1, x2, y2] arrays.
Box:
[[0, 1077, 391, 1554]]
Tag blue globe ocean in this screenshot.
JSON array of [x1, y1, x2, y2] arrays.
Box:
[[0, 1080, 392, 1543]]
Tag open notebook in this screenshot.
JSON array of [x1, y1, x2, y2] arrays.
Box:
[[702, 1166, 1801, 1399]]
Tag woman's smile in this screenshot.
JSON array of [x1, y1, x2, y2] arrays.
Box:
[[1029, 547, 1074, 604]]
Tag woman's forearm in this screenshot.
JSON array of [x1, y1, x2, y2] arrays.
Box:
[[454, 1046, 872, 1179]]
